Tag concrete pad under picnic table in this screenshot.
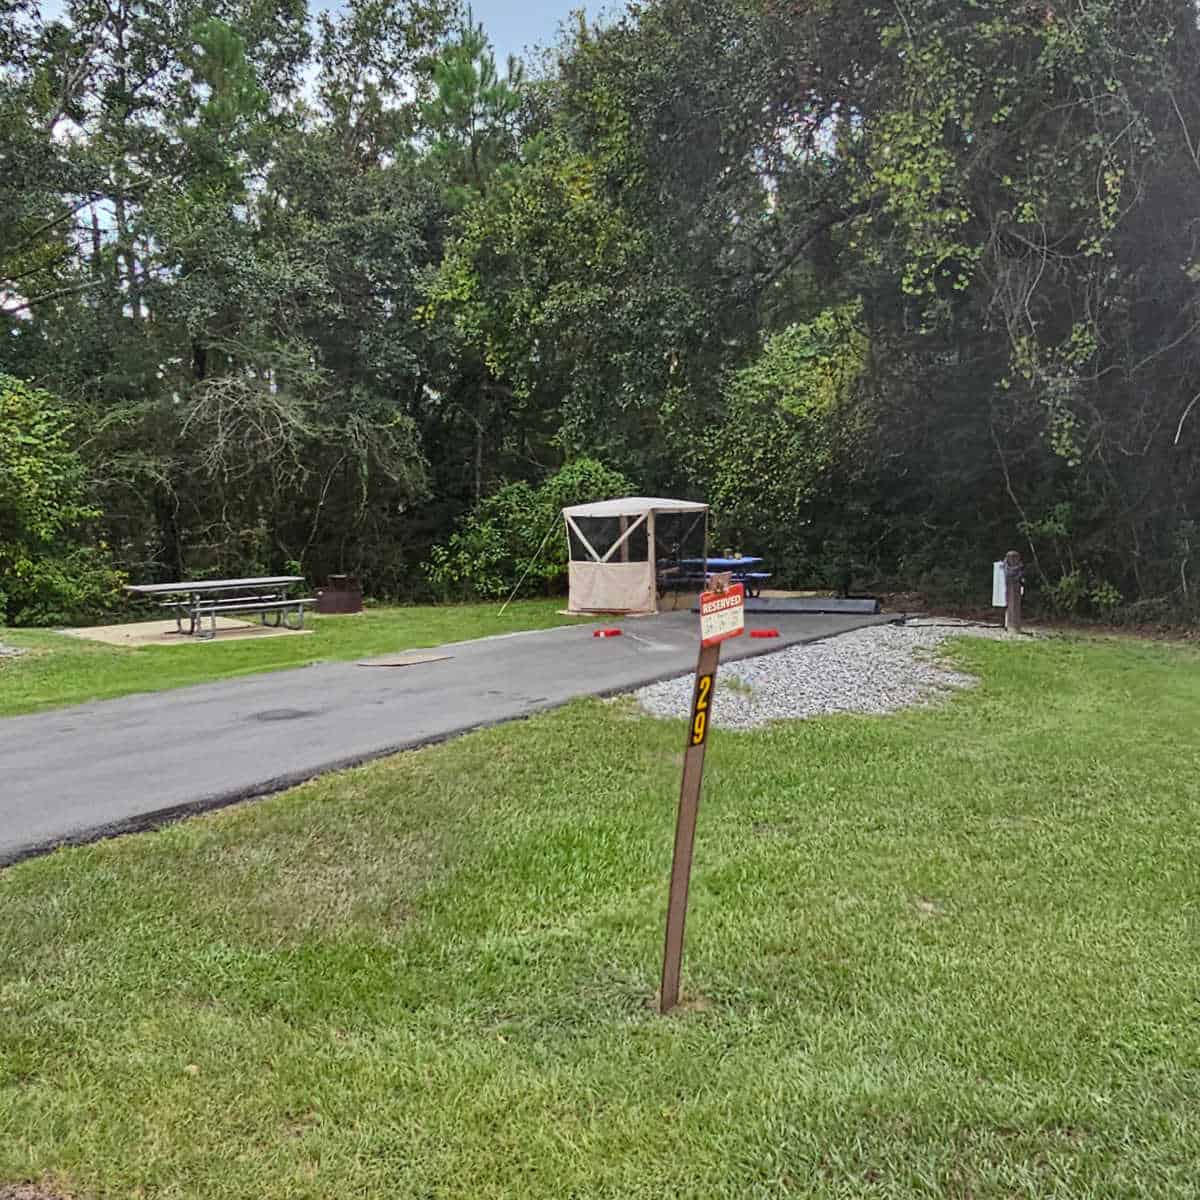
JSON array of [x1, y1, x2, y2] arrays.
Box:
[[61, 618, 313, 647], [0, 608, 899, 864]]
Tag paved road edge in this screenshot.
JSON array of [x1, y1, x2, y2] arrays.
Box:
[[0, 617, 905, 868]]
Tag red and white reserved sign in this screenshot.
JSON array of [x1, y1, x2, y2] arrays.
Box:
[[699, 582, 745, 647]]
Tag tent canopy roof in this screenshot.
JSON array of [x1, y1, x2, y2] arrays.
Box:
[[561, 496, 707, 519]]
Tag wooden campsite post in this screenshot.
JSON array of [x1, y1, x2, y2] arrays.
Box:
[[1004, 550, 1024, 634], [660, 573, 743, 1014], [647, 508, 657, 613]]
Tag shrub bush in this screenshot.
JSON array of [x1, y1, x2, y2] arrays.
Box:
[[426, 458, 633, 600], [0, 373, 125, 625]]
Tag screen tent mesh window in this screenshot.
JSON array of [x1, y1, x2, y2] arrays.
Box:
[[567, 516, 650, 564]]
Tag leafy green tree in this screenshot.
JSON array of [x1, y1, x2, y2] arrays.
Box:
[[422, 9, 523, 209], [315, 0, 456, 155], [836, 0, 1200, 604], [5, 0, 1200, 623], [426, 457, 632, 599], [539, 0, 1200, 608], [0, 373, 124, 624], [707, 303, 870, 583], [415, 14, 533, 512], [5, 0, 443, 596]]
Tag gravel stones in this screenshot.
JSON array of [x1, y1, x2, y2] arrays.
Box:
[[633, 618, 1010, 730]]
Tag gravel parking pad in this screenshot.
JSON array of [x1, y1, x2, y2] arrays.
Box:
[[633, 619, 1012, 729]]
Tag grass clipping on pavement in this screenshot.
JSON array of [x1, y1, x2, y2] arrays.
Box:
[[2, 635, 1199, 1198]]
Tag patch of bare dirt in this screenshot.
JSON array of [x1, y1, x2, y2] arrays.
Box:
[[876, 591, 928, 612], [1, 1185, 70, 1200]]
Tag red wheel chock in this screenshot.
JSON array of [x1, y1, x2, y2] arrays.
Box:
[[750, 628, 780, 638], [594, 627, 623, 638]]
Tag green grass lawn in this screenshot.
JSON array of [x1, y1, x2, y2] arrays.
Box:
[[2, 635, 1199, 1198], [0, 600, 583, 718]]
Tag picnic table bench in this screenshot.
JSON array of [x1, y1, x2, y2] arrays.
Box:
[[125, 576, 313, 640], [657, 556, 772, 598]]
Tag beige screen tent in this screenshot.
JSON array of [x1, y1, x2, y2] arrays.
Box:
[[562, 496, 709, 615]]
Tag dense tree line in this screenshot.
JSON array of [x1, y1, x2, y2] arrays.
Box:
[[3, 0, 1199, 623]]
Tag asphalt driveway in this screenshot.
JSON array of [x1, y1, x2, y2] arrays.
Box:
[[0, 609, 895, 864]]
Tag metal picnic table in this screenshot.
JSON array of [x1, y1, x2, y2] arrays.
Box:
[[125, 576, 310, 640]]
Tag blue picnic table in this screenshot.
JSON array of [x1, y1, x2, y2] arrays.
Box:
[[657, 556, 771, 598]]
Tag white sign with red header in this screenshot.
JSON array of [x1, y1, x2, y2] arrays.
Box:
[[699, 582, 745, 647]]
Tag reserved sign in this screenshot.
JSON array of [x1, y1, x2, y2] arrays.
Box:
[[699, 582, 745, 647]]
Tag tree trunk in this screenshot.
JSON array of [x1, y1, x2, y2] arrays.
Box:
[[474, 421, 483, 503], [153, 489, 184, 581], [110, 0, 140, 315], [473, 381, 487, 503], [90, 206, 102, 271]]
